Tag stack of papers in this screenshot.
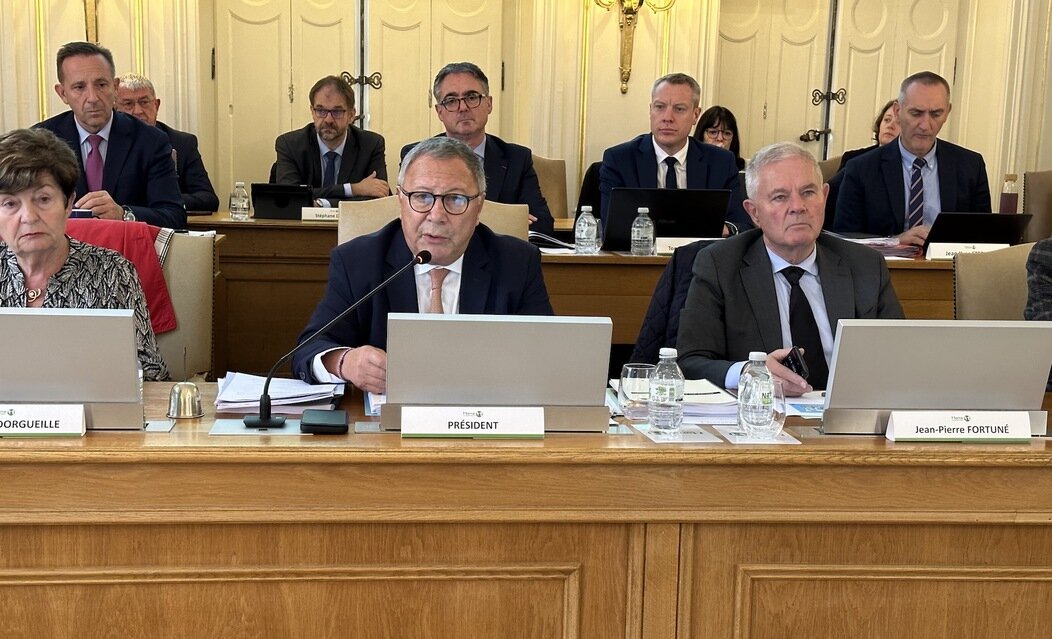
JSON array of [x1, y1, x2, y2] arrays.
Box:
[[528, 230, 575, 251], [844, 236, 921, 259], [215, 372, 344, 414]]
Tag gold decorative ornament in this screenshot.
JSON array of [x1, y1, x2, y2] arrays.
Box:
[[594, 0, 676, 94]]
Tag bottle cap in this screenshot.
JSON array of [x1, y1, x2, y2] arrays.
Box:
[[637, 207, 650, 214], [235, 181, 245, 187], [1005, 173, 1018, 181], [659, 347, 677, 358], [581, 205, 592, 213], [748, 351, 766, 361]]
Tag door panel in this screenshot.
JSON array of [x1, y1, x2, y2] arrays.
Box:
[[715, 0, 771, 160], [293, 0, 360, 128]]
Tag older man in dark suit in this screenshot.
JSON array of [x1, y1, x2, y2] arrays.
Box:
[[833, 71, 991, 245], [292, 137, 553, 393], [34, 42, 185, 229], [599, 72, 749, 234], [400, 62, 554, 235], [115, 72, 219, 212], [274, 75, 390, 206], [677, 142, 904, 394]]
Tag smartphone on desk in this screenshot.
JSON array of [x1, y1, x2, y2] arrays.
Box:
[[70, 208, 94, 218]]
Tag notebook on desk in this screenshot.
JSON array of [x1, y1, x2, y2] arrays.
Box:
[[251, 183, 313, 220], [603, 188, 730, 251], [380, 313, 612, 432], [821, 319, 1052, 435]]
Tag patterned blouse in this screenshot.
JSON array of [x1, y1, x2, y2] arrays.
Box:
[[0, 238, 170, 381]]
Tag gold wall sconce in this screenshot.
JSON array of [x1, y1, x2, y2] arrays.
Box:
[[594, 0, 676, 94]]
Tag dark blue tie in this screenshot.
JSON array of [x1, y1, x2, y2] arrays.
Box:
[[907, 157, 926, 230], [323, 150, 338, 188], [664, 156, 678, 190]]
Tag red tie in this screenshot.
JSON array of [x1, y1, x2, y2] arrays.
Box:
[[85, 134, 104, 192]]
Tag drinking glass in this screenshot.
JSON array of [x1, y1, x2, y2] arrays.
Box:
[[745, 379, 786, 440], [618, 363, 655, 421]]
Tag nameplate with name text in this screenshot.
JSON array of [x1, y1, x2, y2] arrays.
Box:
[[0, 404, 85, 437], [886, 410, 1031, 442], [401, 406, 544, 439], [925, 242, 1008, 260], [301, 207, 340, 222]]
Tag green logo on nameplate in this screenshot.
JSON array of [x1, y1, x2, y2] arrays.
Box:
[[401, 406, 544, 439]]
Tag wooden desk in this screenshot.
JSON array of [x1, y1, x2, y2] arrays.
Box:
[[189, 215, 953, 375], [1, 384, 1049, 637]]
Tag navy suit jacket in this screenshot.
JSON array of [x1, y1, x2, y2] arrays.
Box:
[[275, 123, 389, 201], [400, 134, 554, 235], [598, 134, 749, 230], [35, 111, 186, 229], [833, 138, 991, 236], [156, 121, 219, 212], [676, 229, 904, 387], [290, 220, 554, 382]]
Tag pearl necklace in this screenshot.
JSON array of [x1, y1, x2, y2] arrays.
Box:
[[26, 288, 42, 303]]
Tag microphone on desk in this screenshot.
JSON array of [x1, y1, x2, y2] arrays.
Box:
[[244, 249, 433, 429]]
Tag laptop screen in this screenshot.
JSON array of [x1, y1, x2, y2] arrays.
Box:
[[603, 188, 730, 251], [251, 183, 314, 220]]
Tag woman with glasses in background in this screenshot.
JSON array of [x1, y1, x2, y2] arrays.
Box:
[[694, 106, 745, 171]]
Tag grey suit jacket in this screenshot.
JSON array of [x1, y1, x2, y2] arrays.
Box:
[[677, 229, 905, 385], [274, 123, 389, 201]]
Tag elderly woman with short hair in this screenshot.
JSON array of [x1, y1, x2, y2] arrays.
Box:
[[0, 127, 168, 380]]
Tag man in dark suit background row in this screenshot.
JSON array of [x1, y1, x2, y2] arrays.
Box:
[[292, 136, 553, 393], [834, 71, 991, 245], [599, 72, 750, 235], [115, 72, 219, 213], [274, 75, 390, 206], [400, 62, 555, 235], [34, 42, 186, 229], [677, 142, 904, 394]]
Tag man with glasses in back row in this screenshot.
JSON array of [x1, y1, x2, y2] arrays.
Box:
[[400, 62, 555, 235], [274, 75, 390, 205], [291, 137, 553, 393]]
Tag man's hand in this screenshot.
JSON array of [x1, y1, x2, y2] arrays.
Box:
[[527, 213, 538, 225], [351, 171, 391, 199], [326, 345, 387, 394], [897, 224, 929, 247], [75, 191, 123, 220], [765, 347, 812, 397]]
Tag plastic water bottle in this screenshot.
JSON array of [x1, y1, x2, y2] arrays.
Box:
[[648, 347, 684, 435], [575, 205, 599, 254], [630, 207, 655, 256], [229, 181, 250, 221], [738, 351, 775, 436]]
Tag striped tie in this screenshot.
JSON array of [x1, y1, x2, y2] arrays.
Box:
[[907, 157, 926, 229]]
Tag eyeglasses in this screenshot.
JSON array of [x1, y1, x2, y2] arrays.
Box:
[[437, 93, 486, 112], [704, 128, 734, 139], [399, 186, 482, 215], [117, 98, 156, 110], [312, 107, 348, 119]]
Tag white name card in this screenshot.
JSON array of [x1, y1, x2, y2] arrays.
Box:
[[925, 242, 1008, 260], [886, 410, 1031, 442], [301, 207, 340, 222], [401, 406, 544, 439], [0, 404, 85, 437]]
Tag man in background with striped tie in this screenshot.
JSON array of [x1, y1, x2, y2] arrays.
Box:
[[833, 71, 991, 246]]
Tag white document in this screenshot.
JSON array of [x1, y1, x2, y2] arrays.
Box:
[[714, 425, 800, 445], [635, 423, 723, 444]]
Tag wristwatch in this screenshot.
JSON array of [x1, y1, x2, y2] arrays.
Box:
[[121, 206, 136, 222]]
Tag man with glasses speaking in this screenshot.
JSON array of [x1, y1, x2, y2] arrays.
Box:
[[291, 137, 554, 393], [400, 62, 554, 235], [274, 75, 390, 205]]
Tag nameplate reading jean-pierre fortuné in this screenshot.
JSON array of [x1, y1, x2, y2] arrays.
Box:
[[401, 406, 544, 439], [886, 410, 1031, 442], [0, 404, 85, 437]]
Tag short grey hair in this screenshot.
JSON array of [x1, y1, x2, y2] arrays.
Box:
[[744, 142, 821, 198], [398, 137, 487, 194], [117, 72, 155, 95], [432, 62, 489, 100], [898, 71, 951, 103], [652, 73, 701, 106]]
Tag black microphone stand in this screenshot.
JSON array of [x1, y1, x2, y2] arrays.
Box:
[[244, 250, 432, 428]]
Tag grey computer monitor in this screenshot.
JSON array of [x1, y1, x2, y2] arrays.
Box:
[[0, 308, 143, 430], [821, 319, 1052, 435], [382, 313, 613, 432]]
